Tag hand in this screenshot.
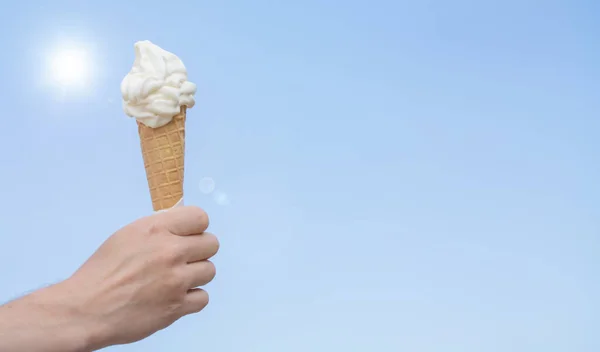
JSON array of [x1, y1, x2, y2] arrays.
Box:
[[61, 205, 219, 349]]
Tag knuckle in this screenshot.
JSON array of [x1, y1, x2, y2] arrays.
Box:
[[166, 302, 185, 318], [186, 292, 209, 314], [196, 292, 210, 311], [210, 234, 220, 251], [204, 261, 216, 280], [188, 206, 209, 230], [160, 241, 184, 263], [166, 269, 188, 292], [146, 219, 165, 236], [203, 233, 220, 255]]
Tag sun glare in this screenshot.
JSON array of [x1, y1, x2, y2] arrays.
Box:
[[49, 48, 90, 86]]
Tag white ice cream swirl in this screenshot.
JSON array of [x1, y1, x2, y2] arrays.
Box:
[[121, 40, 197, 128]]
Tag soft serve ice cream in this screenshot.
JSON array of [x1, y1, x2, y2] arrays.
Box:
[[122, 40, 195, 211], [121, 40, 197, 128]]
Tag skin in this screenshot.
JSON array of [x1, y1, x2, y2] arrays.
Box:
[[0, 205, 219, 352]]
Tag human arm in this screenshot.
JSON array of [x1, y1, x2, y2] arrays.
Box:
[[0, 206, 219, 352], [0, 282, 100, 352]]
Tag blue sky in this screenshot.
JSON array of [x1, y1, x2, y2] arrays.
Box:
[[0, 0, 598, 351]]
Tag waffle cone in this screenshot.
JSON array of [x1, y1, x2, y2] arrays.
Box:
[[138, 106, 186, 211]]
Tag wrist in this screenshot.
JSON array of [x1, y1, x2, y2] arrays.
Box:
[[45, 280, 112, 351], [0, 281, 102, 352], [25, 281, 107, 352]]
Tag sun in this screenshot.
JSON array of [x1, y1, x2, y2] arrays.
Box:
[[49, 48, 90, 86]]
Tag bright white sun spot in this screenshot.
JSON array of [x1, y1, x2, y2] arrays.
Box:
[[49, 48, 90, 86]]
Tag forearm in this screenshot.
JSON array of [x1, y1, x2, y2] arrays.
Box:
[[0, 282, 102, 352]]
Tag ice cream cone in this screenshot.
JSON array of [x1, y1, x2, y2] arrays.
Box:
[[138, 106, 186, 211], [122, 40, 196, 211]]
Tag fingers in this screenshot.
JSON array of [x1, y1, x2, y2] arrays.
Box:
[[183, 260, 216, 289], [154, 206, 209, 236], [180, 232, 220, 263], [181, 288, 209, 315]]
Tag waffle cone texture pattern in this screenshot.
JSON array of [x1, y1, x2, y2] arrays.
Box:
[[138, 106, 186, 211]]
